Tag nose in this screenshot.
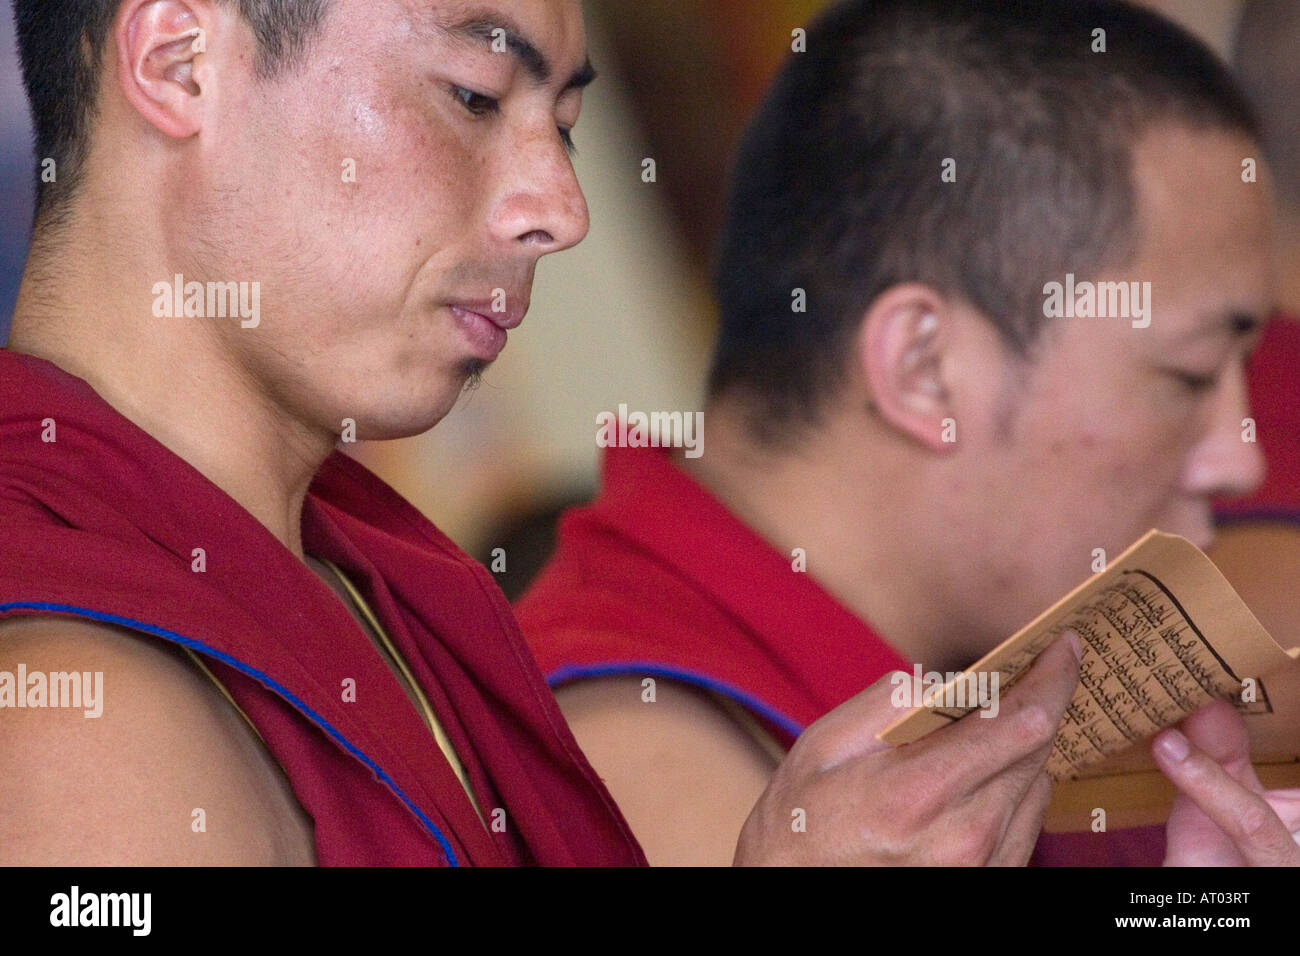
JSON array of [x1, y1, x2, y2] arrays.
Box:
[[488, 122, 590, 256], [1182, 356, 1266, 500]]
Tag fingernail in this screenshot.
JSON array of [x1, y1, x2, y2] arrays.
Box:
[[1065, 630, 1083, 661], [1156, 729, 1190, 762]]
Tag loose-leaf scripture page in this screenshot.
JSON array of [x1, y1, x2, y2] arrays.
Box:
[[878, 530, 1300, 789]]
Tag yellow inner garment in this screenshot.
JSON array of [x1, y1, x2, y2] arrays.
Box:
[[182, 557, 487, 831]]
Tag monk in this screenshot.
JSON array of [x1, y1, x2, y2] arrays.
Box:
[[518, 0, 1300, 866], [1211, 0, 1300, 645], [0, 0, 643, 867], [0, 0, 1091, 868]]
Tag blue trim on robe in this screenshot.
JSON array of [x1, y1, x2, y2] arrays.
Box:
[[1214, 507, 1300, 527], [548, 660, 806, 740]]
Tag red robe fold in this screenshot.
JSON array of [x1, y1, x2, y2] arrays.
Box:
[[517, 444, 1166, 866], [0, 348, 645, 867]]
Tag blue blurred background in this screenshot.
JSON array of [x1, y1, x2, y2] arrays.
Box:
[[0, 8, 33, 344]]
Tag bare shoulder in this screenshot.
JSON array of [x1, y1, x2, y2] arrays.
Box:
[[555, 675, 780, 866], [0, 615, 315, 865]]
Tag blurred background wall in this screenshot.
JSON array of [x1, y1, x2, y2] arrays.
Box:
[[0, 0, 1252, 583], [0, 7, 33, 343]]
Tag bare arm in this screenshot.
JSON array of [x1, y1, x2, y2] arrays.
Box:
[[0, 616, 315, 865], [555, 676, 778, 866]]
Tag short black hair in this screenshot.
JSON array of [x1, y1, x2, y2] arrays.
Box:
[[710, 0, 1260, 446], [12, 0, 334, 228], [1234, 0, 1300, 211]]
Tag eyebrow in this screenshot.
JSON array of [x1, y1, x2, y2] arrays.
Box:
[[445, 15, 597, 92]]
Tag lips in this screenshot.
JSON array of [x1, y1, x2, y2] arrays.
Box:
[[444, 294, 529, 362], [448, 297, 528, 331]]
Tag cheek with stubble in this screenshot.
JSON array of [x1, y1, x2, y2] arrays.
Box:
[[992, 427, 1113, 587], [1062, 423, 1196, 567]]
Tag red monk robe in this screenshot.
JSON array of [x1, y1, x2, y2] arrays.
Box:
[[0, 348, 644, 867], [517, 444, 1168, 866]]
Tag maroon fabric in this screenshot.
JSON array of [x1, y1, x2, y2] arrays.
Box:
[[518, 444, 1166, 866], [0, 348, 645, 867]]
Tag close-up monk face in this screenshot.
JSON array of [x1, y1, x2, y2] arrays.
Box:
[[944, 124, 1274, 648], [176, 0, 591, 440]]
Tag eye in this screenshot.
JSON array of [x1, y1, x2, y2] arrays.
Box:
[[451, 85, 500, 117], [559, 127, 577, 155]]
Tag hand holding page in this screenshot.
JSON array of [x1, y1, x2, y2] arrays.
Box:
[[878, 530, 1300, 781]]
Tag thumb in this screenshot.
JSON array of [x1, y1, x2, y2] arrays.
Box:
[[1178, 699, 1263, 791]]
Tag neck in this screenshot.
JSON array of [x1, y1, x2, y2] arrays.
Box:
[[7, 215, 334, 561], [679, 396, 964, 669]]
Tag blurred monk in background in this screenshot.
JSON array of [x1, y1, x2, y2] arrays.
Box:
[[520, 0, 1300, 866]]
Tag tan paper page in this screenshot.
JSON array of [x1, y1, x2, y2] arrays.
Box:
[[877, 530, 1300, 782]]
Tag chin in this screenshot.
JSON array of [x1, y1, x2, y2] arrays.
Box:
[[341, 381, 468, 441], [361, 402, 460, 441]]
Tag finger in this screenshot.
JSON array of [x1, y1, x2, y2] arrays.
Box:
[[1263, 789, 1300, 836], [794, 670, 910, 768], [987, 770, 1054, 867], [1153, 728, 1300, 866], [967, 728, 1060, 830], [916, 631, 1080, 797], [1178, 699, 1263, 791], [1163, 792, 1246, 866]]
